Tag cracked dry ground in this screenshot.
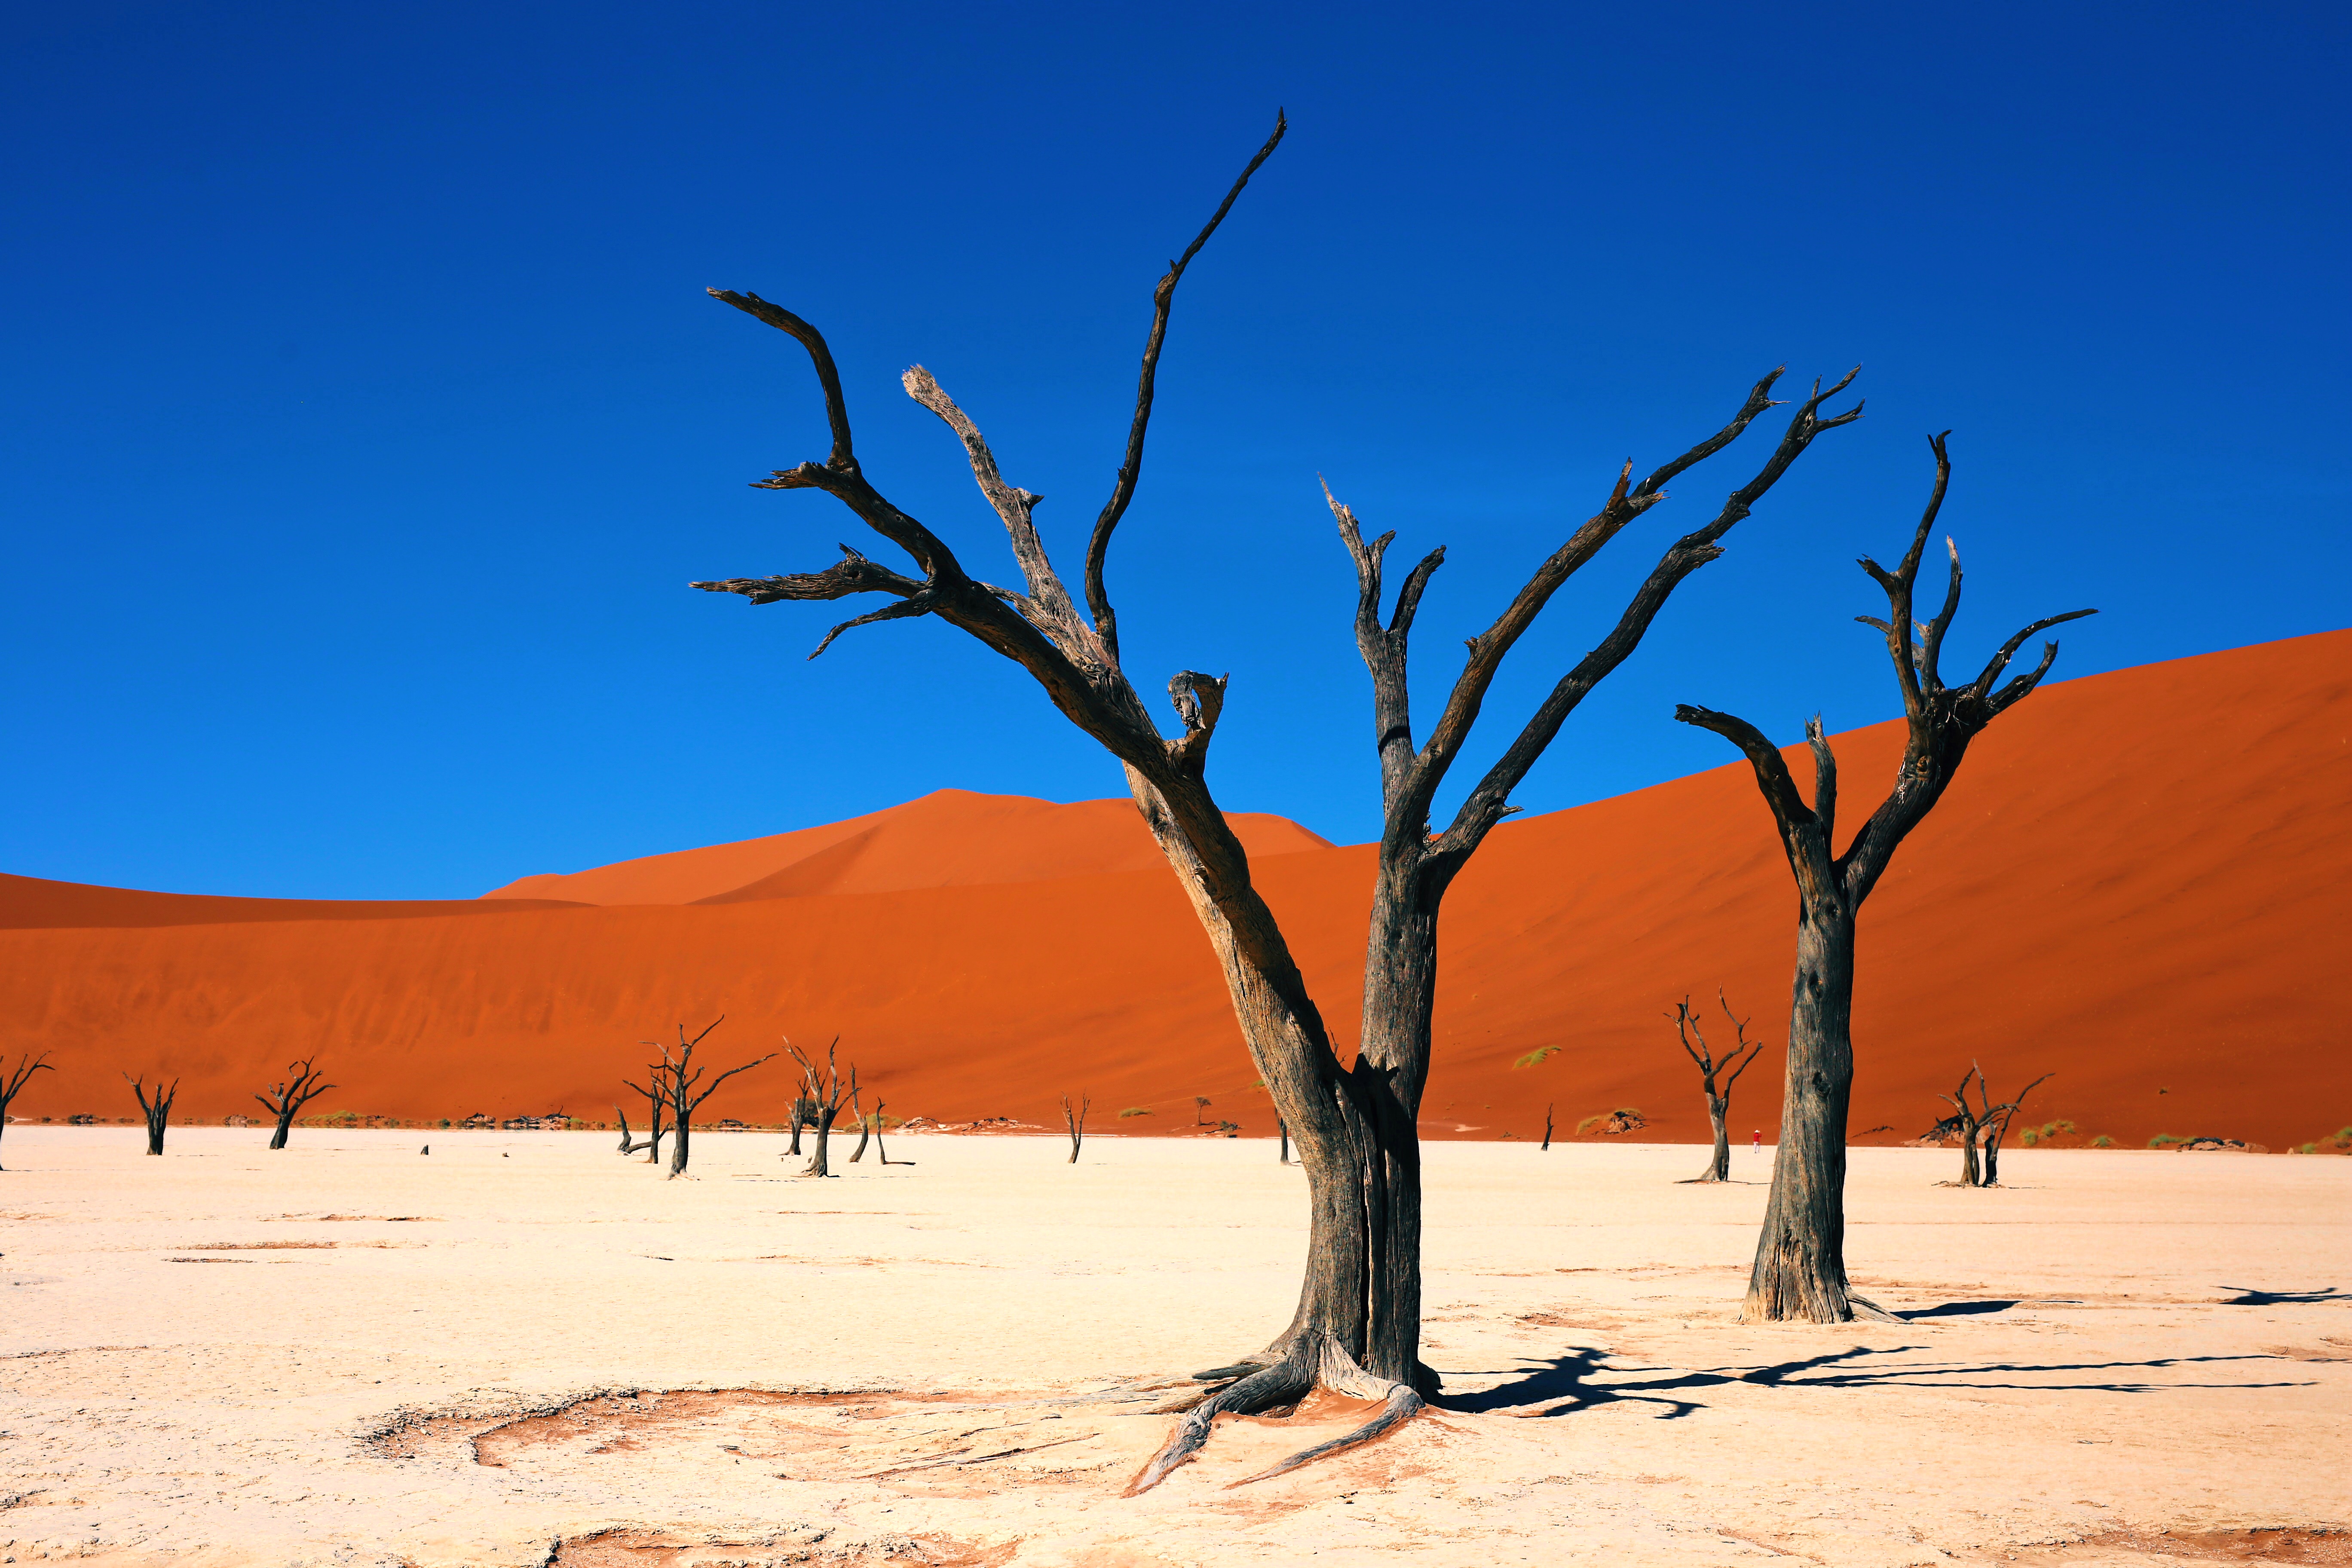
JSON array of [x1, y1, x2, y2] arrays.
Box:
[[2, 1130, 2346, 1566]]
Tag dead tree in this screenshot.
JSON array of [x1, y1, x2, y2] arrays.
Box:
[[1673, 992, 1765, 1182], [850, 1098, 889, 1163], [618, 1070, 669, 1163], [1062, 1093, 1090, 1163], [1541, 1104, 1555, 1152], [1936, 1065, 1987, 1186], [1, 1052, 55, 1170], [1278, 1117, 1290, 1164], [126, 1072, 179, 1156], [691, 113, 1861, 1488], [1978, 1068, 2052, 1187], [255, 1058, 335, 1150], [787, 1038, 854, 1178], [786, 1094, 819, 1155], [1676, 433, 2094, 1322], [613, 1102, 638, 1154], [644, 1018, 772, 1179]]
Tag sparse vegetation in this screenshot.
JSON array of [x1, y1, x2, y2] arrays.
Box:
[[1513, 1047, 1560, 1069], [2091, 1134, 2115, 1148], [1118, 1107, 1152, 1119], [1576, 1107, 1646, 1136]]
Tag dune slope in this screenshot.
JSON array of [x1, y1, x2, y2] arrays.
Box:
[[2, 631, 2345, 1151]]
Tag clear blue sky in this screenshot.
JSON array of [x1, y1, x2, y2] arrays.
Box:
[[3, 2, 2344, 898]]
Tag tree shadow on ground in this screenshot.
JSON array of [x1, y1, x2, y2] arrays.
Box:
[[1899, 1299, 2020, 1319], [1444, 1343, 2313, 1417], [2215, 1284, 2349, 1306]]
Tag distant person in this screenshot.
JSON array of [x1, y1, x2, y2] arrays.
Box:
[[1752, 1129, 1762, 1153]]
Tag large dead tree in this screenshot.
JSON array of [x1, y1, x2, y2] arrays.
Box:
[[788, 1038, 854, 1178], [1676, 434, 2094, 1323], [1, 1052, 55, 1170], [126, 1072, 178, 1156], [644, 1018, 772, 1179], [255, 1058, 335, 1150], [691, 114, 1861, 1488], [1672, 992, 1764, 1182]]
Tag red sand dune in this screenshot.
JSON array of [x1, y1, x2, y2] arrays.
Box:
[[3, 631, 2346, 1152], [480, 790, 1332, 906]]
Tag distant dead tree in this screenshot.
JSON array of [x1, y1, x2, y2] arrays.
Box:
[[255, 1058, 336, 1150], [617, 1071, 670, 1163], [1541, 1104, 1555, 1152], [1677, 433, 2094, 1322], [1, 1052, 55, 1169], [1978, 1067, 2052, 1187], [848, 1089, 889, 1163], [644, 1018, 772, 1179], [1192, 1095, 1212, 1126], [1278, 1117, 1289, 1164], [1672, 992, 1766, 1183], [1062, 1094, 1090, 1163], [1935, 1066, 1989, 1186], [787, 1038, 854, 1178], [126, 1072, 179, 1156], [690, 113, 1862, 1487]]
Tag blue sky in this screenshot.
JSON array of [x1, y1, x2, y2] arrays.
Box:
[[3, 1, 2344, 898]]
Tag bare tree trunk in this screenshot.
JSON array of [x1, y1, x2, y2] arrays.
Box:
[[1705, 1093, 1730, 1182], [1062, 1094, 1088, 1163], [807, 1103, 836, 1177], [1540, 1104, 1553, 1152], [1978, 1070, 2050, 1187], [1746, 907, 1865, 1320], [848, 1113, 873, 1163], [614, 1104, 634, 1154], [1278, 1117, 1289, 1163]]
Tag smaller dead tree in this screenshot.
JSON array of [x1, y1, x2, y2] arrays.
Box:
[[2, 1052, 56, 1170], [1673, 991, 1766, 1182], [618, 1072, 670, 1163], [1978, 1069, 2052, 1188], [1541, 1104, 1555, 1152], [126, 1072, 179, 1156], [1278, 1117, 1289, 1164], [787, 1038, 854, 1177], [1192, 1095, 1211, 1127], [645, 1017, 773, 1179], [613, 1102, 637, 1154], [1936, 1066, 1987, 1186], [255, 1058, 335, 1150], [1062, 1093, 1090, 1163], [850, 1098, 891, 1163]]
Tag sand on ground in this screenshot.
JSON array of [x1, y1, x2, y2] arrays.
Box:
[[2, 1129, 2346, 1567]]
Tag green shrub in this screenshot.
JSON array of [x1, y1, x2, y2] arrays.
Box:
[[1513, 1047, 1560, 1069], [1118, 1107, 1152, 1118], [2091, 1134, 2115, 1148], [2148, 1133, 2187, 1148]]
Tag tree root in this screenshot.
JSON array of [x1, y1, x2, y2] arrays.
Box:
[[1123, 1338, 1425, 1496]]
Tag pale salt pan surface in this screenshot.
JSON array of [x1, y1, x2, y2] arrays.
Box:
[[2, 1128, 2346, 1565]]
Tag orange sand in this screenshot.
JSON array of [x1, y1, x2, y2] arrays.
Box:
[[3, 631, 2346, 1151]]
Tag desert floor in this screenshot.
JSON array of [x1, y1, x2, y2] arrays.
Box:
[[1, 1129, 2346, 1567]]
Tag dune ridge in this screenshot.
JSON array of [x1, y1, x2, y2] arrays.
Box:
[[3, 631, 2346, 1152]]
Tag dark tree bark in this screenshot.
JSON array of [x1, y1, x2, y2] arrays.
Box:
[[689, 114, 1859, 1489], [847, 1085, 874, 1163], [1672, 992, 1764, 1182], [1676, 435, 2095, 1322], [1062, 1094, 1089, 1163], [1978, 1069, 2052, 1188], [254, 1058, 335, 1150], [126, 1072, 178, 1156], [786, 1095, 818, 1155], [642, 1018, 772, 1179], [1278, 1117, 1290, 1164], [614, 1102, 636, 1155], [788, 1038, 853, 1178], [1541, 1105, 1554, 1152], [1, 1052, 55, 1169]]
